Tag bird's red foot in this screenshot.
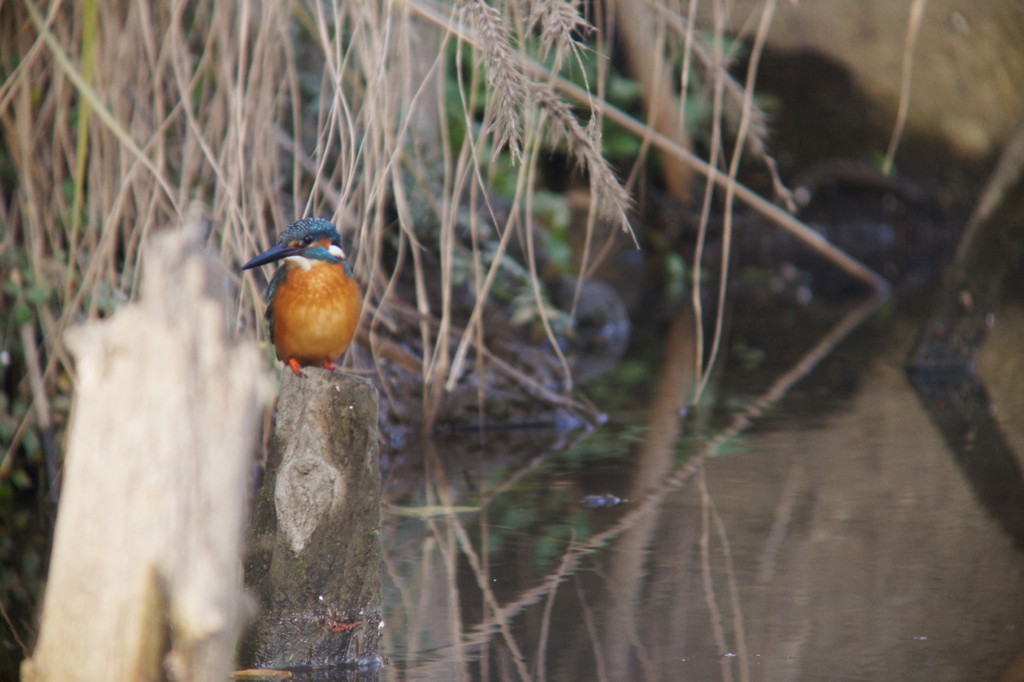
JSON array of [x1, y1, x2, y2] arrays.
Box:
[[287, 358, 305, 376], [322, 361, 336, 371]]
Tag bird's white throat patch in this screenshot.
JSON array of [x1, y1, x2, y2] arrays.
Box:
[[284, 255, 314, 271], [284, 243, 343, 271]]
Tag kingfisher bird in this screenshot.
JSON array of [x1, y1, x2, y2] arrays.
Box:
[[242, 217, 361, 376]]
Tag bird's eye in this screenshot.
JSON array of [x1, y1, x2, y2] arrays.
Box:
[[302, 234, 315, 245]]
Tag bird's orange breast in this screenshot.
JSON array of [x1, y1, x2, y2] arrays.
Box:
[[271, 261, 361, 366]]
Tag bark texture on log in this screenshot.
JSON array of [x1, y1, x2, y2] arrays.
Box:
[[22, 220, 269, 682], [243, 369, 382, 669]]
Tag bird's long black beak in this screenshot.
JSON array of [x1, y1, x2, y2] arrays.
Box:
[[241, 243, 300, 270]]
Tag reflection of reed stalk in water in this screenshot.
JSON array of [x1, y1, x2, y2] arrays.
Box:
[[401, 289, 887, 678]]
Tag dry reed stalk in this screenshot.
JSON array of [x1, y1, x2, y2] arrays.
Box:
[[411, 0, 870, 415], [4, 0, 293, 348], [1, 0, 837, 445], [694, 0, 778, 402], [0, 0, 630, 453], [883, 0, 928, 174]]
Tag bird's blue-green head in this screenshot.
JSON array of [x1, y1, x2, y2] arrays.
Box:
[[242, 217, 348, 271]]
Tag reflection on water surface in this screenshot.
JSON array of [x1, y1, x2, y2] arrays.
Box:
[[381, 314, 1024, 682]]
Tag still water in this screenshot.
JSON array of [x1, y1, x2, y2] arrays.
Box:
[[379, 309, 1024, 681]]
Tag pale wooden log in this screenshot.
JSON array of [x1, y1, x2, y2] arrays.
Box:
[[22, 219, 270, 682], [242, 368, 382, 669]]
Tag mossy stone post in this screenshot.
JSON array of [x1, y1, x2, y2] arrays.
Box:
[[243, 368, 382, 669]]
